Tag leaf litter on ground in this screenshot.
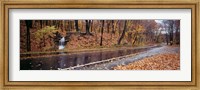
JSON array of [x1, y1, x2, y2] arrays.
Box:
[[113, 53, 180, 70]]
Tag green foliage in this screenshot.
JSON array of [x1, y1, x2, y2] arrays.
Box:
[[34, 26, 58, 51], [34, 26, 58, 39]]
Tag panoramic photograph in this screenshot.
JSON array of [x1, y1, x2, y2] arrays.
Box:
[[20, 20, 180, 70]]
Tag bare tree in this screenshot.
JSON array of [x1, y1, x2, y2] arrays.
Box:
[[100, 20, 104, 46], [168, 20, 174, 45], [75, 20, 80, 32], [25, 20, 32, 51], [118, 20, 127, 45], [85, 20, 92, 35], [175, 20, 180, 44], [107, 20, 110, 33], [111, 20, 115, 34]]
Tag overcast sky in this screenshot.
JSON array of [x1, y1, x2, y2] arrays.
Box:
[[155, 20, 163, 24]]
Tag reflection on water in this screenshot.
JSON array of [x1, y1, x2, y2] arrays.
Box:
[[20, 47, 152, 70]]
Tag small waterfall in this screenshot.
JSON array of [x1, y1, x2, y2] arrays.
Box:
[[59, 37, 65, 50]]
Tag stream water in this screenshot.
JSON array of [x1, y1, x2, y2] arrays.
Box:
[[20, 46, 157, 70], [58, 37, 65, 50]]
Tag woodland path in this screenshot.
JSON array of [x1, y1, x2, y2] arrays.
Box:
[[73, 45, 180, 70]]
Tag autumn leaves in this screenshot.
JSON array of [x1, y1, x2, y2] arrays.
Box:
[[114, 46, 180, 70]]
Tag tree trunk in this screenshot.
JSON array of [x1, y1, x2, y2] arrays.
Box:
[[100, 20, 104, 46], [43, 36, 45, 47], [132, 33, 138, 45], [176, 28, 180, 44], [56, 21, 59, 28], [170, 32, 173, 45], [111, 20, 115, 40], [118, 21, 122, 36], [117, 20, 127, 45], [169, 28, 173, 45], [175, 20, 180, 45], [53, 20, 55, 26], [62, 20, 66, 31], [107, 20, 110, 33], [40, 20, 42, 29], [85, 20, 91, 35], [169, 20, 174, 45], [71, 20, 74, 31], [49, 20, 52, 27], [67, 21, 71, 32], [25, 20, 32, 52], [166, 34, 169, 45], [45, 20, 48, 26], [91, 20, 93, 32], [75, 20, 80, 32], [111, 20, 115, 34]]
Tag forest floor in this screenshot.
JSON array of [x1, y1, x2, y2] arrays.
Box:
[[72, 45, 180, 70]]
